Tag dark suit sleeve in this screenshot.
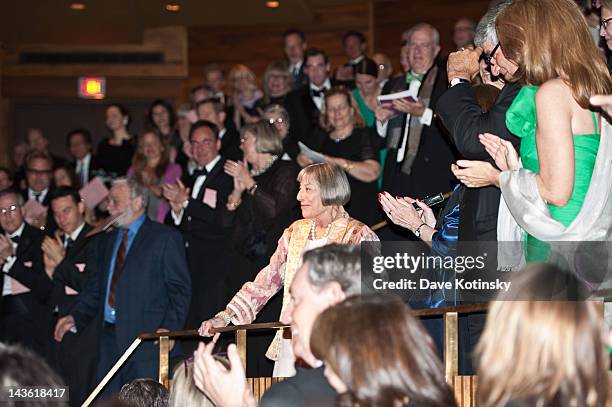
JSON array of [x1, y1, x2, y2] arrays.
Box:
[[7, 235, 53, 303], [71, 236, 103, 330], [183, 177, 232, 227], [160, 229, 191, 331], [436, 83, 516, 160], [52, 245, 90, 292]]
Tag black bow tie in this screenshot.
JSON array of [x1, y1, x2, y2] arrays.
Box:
[[193, 167, 209, 178], [10, 235, 20, 244], [311, 88, 325, 98]]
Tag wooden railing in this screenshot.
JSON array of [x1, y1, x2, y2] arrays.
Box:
[[82, 303, 488, 406]]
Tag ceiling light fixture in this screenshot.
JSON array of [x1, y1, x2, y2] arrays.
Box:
[[266, 1, 280, 8], [70, 2, 85, 10], [165, 4, 180, 12]]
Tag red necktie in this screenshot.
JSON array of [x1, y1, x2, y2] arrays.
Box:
[[108, 229, 129, 307]]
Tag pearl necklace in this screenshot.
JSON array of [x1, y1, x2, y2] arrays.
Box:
[[310, 220, 333, 240], [250, 155, 279, 177]]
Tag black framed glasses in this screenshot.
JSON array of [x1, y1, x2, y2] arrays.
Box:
[[482, 42, 501, 66], [601, 17, 612, 30]]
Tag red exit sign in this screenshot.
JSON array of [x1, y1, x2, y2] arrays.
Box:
[[78, 77, 106, 99]]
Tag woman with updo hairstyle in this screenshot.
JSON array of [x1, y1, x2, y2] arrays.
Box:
[[476, 263, 608, 406], [96, 104, 136, 178], [311, 295, 456, 407]]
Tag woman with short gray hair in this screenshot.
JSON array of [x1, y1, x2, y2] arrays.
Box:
[[200, 162, 379, 377]]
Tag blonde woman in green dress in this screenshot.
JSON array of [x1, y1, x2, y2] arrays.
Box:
[[452, 0, 612, 261]]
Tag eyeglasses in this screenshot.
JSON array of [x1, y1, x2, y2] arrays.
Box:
[[0, 204, 20, 216], [482, 42, 501, 66], [267, 117, 286, 125], [601, 17, 612, 30]]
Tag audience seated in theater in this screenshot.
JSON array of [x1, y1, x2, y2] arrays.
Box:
[[22, 150, 57, 232], [228, 64, 263, 129], [308, 87, 381, 227], [476, 263, 609, 406], [194, 244, 363, 407], [334, 30, 367, 89], [54, 178, 191, 396], [0, 167, 13, 192], [284, 29, 308, 89], [372, 52, 393, 89], [45, 187, 97, 407], [284, 48, 335, 161], [454, 0, 612, 261], [96, 104, 136, 179], [66, 128, 97, 188], [196, 97, 242, 161], [452, 17, 476, 50], [255, 61, 293, 111], [199, 163, 379, 377], [118, 378, 169, 407], [263, 104, 292, 161], [128, 131, 182, 223], [0, 343, 68, 407], [375, 22, 456, 240], [169, 358, 214, 407], [162, 120, 232, 352], [0, 189, 54, 366], [222, 120, 299, 376], [311, 295, 457, 407]]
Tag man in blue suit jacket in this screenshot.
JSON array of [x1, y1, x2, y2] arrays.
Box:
[[54, 177, 191, 396]]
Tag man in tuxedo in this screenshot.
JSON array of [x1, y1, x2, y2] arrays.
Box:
[[334, 30, 367, 89], [54, 178, 191, 395], [283, 29, 307, 89], [66, 128, 96, 188], [0, 189, 54, 363], [21, 150, 56, 233], [284, 48, 334, 161], [437, 1, 520, 241], [162, 120, 232, 349], [43, 187, 96, 406], [375, 23, 456, 233], [196, 98, 242, 161]]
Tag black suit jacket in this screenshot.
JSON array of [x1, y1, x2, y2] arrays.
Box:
[[220, 128, 243, 161], [290, 63, 307, 90], [72, 218, 191, 361], [284, 81, 339, 160], [51, 223, 94, 316], [380, 63, 457, 199], [436, 82, 521, 240], [260, 367, 336, 407]]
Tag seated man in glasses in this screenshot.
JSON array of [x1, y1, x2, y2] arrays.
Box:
[[21, 150, 57, 233]]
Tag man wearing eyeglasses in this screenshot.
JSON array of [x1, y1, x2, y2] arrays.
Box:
[[0, 189, 55, 366], [162, 120, 232, 353], [21, 150, 56, 233], [436, 1, 520, 243], [600, 0, 612, 71]]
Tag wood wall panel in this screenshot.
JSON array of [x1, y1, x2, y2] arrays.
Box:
[[187, 2, 371, 90], [373, 0, 491, 72]]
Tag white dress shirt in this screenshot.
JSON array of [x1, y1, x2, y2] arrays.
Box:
[[2, 222, 25, 296], [28, 188, 49, 203], [76, 153, 92, 185], [309, 79, 332, 111]]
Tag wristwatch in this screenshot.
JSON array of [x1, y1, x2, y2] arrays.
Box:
[[449, 78, 470, 87]]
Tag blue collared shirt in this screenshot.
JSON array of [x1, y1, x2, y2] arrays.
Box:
[[104, 214, 146, 324]]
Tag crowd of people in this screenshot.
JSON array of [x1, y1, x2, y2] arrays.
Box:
[[1, 0, 612, 405]]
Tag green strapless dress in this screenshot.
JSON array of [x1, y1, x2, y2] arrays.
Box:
[[505, 86, 600, 261]]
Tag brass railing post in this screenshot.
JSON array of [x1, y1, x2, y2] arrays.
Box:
[[444, 311, 459, 383], [236, 329, 247, 369], [158, 336, 170, 389]]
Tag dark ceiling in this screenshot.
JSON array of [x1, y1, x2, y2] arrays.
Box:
[[0, 0, 363, 45]]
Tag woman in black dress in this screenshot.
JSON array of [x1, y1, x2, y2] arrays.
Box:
[[305, 87, 380, 227], [222, 119, 300, 377], [96, 104, 136, 179]]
